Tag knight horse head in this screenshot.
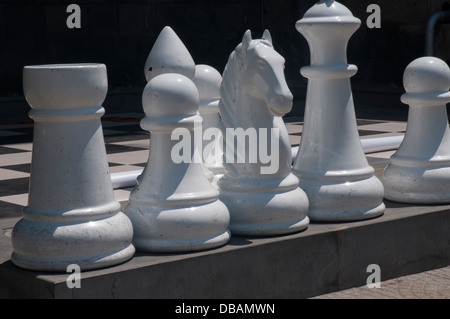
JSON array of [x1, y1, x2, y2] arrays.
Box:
[[219, 29, 293, 178], [216, 30, 310, 237], [235, 29, 293, 117]]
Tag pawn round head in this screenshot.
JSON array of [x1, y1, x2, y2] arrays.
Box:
[[193, 64, 222, 101], [403, 57, 450, 93], [142, 73, 199, 118]]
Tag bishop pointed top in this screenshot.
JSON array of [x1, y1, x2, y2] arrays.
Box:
[[144, 26, 195, 82]]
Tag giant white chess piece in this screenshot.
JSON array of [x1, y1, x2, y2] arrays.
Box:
[[124, 27, 230, 252], [11, 63, 135, 271], [144, 26, 195, 82], [382, 57, 450, 203], [123, 73, 230, 252], [194, 64, 225, 182], [217, 30, 309, 236], [292, 0, 385, 222]]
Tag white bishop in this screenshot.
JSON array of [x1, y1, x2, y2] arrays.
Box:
[[124, 27, 230, 252]]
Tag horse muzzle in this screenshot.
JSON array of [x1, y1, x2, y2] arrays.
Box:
[[267, 93, 293, 117]]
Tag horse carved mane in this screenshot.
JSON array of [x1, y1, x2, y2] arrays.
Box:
[[219, 30, 274, 129], [219, 45, 241, 130], [216, 30, 310, 237]]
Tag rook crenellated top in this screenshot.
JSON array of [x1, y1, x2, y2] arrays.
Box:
[[23, 63, 108, 111]]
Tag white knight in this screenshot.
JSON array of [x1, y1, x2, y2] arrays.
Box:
[[217, 29, 309, 236]]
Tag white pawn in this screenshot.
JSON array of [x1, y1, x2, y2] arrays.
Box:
[[292, 0, 385, 222], [193, 64, 225, 182], [11, 63, 135, 271], [144, 28, 222, 185], [123, 73, 230, 252], [382, 57, 450, 203]]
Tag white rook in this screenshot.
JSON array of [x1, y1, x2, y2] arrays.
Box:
[[11, 64, 135, 271], [292, 0, 385, 222], [123, 73, 230, 252], [382, 57, 450, 203]]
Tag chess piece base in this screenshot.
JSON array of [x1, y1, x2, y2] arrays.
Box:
[[11, 211, 135, 272], [383, 162, 450, 204], [299, 174, 385, 222], [125, 199, 231, 253], [219, 174, 310, 236]]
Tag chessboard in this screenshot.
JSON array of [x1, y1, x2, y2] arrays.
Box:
[[0, 113, 407, 219]]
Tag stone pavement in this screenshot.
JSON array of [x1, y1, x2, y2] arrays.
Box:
[[313, 265, 450, 299]]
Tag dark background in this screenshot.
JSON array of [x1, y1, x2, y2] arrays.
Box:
[[1, 0, 450, 122]]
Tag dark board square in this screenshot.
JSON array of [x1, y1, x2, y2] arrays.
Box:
[[104, 133, 149, 144], [0, 200, 24, 218], [357, 130, 387, 136], [356, 119, 387, 126], [0, 177, 29, 197], [0, 134, 33, 145], [2, 164, 31, 174], [103, 124, 145, 134], [105, 143, 147, 154], [0, 146, 29, 155]]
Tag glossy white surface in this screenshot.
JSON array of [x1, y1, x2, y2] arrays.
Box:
[[124, 72, 230, 252], [144, 26, 195, 82], [11, 63, 135, 272], [291, 135, 404, 163], [194, 64, 225, 181], [293, 0, 385, 222], [217, 30, 309, 236], [382, 57, 450, 203]]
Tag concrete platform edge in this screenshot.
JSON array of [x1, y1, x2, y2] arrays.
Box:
[[1, 202, 449, 299]]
